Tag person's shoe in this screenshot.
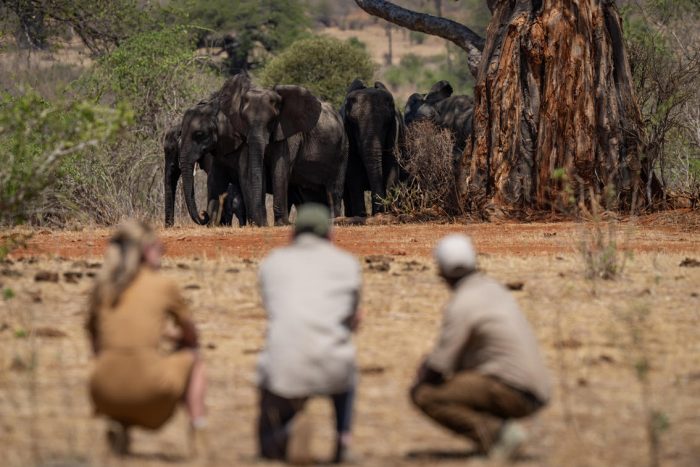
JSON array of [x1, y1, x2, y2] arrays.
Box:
[[106, 421, 130, 456], [489, 421, 527, 461], [333, 439, 361, 464], [286, 409, 314, 465]]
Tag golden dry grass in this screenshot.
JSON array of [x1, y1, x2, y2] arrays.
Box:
[[1, 222, 699, 466]]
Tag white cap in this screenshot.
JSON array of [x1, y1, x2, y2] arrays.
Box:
[[434, 234, 477, 278]]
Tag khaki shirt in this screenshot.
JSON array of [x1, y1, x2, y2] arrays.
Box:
[[257, 234, 362, 398], [427, 273, 551, 403], [88, 267, 191, 351]]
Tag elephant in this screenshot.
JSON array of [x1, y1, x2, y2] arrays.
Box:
[[341, 79, 405, 217], [163, 122, 244, 228], [179, 72, 348, 226], [403, 80, 474, 156]]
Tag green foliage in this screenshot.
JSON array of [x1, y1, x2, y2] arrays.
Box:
[[384, 53, 474, 99], [258, 36, 375, 107], [0, 91, 132, 226], [0, 0, 165, 54], [179, 0, 309, 67], [2, 288, 15, 301], [622, 0, 700, 201], [77, 26, 208, 123]]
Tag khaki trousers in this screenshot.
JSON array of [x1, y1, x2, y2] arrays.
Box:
[[411, 371, 542, 452]]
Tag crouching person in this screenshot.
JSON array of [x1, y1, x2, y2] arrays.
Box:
[[411, 234, 550, 460], [257, 204, 362, 464], [86, 221, 207, 457]]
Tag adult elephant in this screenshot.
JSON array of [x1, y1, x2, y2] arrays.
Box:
[[341, 80, 404, 217], [179, 73, 347, 226], [404, 80, 474, 156], [162, 121, 243, 227]]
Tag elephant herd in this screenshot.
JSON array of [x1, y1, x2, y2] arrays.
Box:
[[163, 73, 473, 228]]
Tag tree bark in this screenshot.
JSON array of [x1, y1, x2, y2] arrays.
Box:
[[357, 0, 650, 217], [354, 0, 485, 77], [462, 0, 645, 217]]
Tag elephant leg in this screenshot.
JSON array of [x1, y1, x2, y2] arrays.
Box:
[[271, 150, 290, 226], [364, 147, 386, 215], [219, 183, 234, 226], [206, 168, 230, 227], [164, 162, 181, 228], [344, 150, 367, 217], [229, 180, 247, 227]]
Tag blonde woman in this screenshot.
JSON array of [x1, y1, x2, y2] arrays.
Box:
[[86, 220, 207, 456]]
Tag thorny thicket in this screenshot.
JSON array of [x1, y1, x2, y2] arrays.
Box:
[[383, 120, 461, 218]]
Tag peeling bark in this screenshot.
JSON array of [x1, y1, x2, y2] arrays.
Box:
[[461, 0, 645, 217]]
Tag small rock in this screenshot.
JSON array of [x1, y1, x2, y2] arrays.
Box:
[[184, 284, 201, 290], [35, 271, 59, 283], [506, 281, 525, 291], [558, 272, 566, 277], [554, 338, 582, 349], [577, 377, 588, 387], [206, 343, 217, 350], [63, 271, 83, 283], [34, 327, 67, 338], [691, 292, 698, 298], [0, 322, 9, 332], [543, 232, 557, 238], [87, 262, 102, 269], [177, 263, 190, 270], [599, 354, 615, 364], [225, 268, 240, 274], [368, 262, 390, 272], [365, 255, 393, 264], [86, 272, 96, 278], [359, 365, 386, 375], [27, 291, 42, 303], [1, 269, 22, 278], [556, 256, 565, 261], [679, 257, 700, 268]]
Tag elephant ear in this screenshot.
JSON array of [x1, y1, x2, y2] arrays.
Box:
[[216, 107, 244, 153], [347, 79, 366, 93], [273, 85, 322, 141], [220, 72, 252, 142], [426, 80, 453, 104], [374, 81, 390, 92]]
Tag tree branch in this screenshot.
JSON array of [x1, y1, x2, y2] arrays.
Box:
[[354, 0, 485, 77]]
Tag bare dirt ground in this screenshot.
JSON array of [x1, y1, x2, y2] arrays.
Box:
[[1, 215, 699, 466]]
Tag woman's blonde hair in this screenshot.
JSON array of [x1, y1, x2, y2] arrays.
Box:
[[89, 220, 158, 312]]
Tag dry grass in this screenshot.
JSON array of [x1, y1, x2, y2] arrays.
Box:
[[0, 224, 699, 466]]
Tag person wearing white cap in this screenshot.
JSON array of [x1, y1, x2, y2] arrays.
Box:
[[411, 234, 550, 460]]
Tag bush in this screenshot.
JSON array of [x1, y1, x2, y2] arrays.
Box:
[[180, 0, 309, 69], [0, 91, 132, 226], [258, 36, 375, 107], [382, 121, 461, 217], [78, 26, 216, 126], [383, 53, 474, 99]]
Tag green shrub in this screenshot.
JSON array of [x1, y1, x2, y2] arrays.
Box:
[[258, 36, 375, 107], [0, 91, 132, 226], [383, 53, 474, 99], [179, 0, 309, 68], [77, 26, 216, 124]]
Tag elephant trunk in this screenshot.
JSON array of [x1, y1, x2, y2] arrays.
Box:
[[181, 161, 209, 225], [361, 132, 386, 214], [245, 131, 268, 226]]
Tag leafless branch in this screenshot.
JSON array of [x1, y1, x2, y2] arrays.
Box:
[[354, 0, 485, 77]]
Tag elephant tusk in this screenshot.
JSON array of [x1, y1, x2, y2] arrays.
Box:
[[193, 162, 199, 177]]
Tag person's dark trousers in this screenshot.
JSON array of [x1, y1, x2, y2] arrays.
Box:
[[258, 387, 355, 460], [411, 371, 543, 453]]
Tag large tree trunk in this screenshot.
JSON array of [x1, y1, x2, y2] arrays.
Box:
[[355, 0, 652, 218], [462, 0, 644, 218]]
